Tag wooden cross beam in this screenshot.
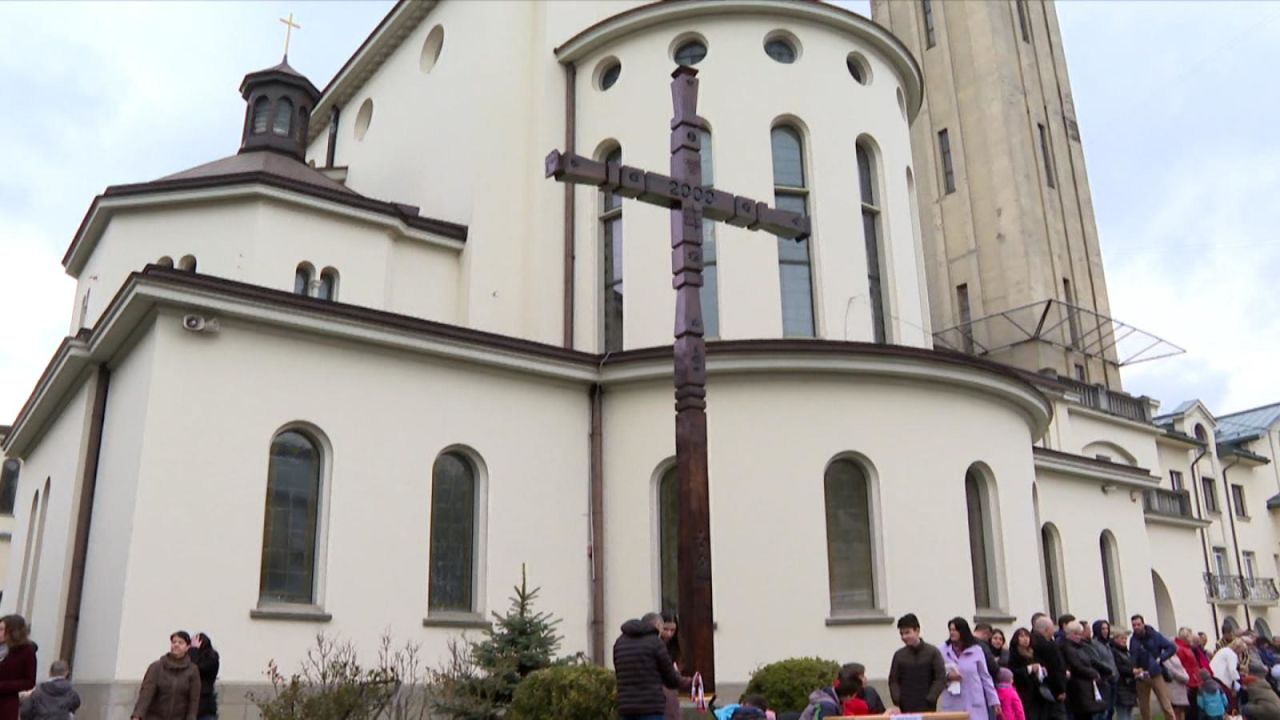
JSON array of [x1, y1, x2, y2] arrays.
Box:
[[545, 65, 809, 693]]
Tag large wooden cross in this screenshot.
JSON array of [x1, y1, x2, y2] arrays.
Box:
[[546, 66, 809, 691]]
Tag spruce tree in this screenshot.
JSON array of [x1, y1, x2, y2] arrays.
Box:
[[471, 564, 562, 704]]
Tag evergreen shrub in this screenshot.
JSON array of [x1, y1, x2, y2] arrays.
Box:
[[507, 663, 618, 720], [742, 657, 842, 713]]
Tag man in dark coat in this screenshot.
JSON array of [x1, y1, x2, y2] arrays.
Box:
[[1062, 621, 1106, 720], [1130, 614, 1177, 720], [1033, 616, 1070, 720], [613, 613, 689, 720], [889, 613, 946, 712]]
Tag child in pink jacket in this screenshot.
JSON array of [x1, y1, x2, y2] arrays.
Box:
[[997, 668, 1026, 720]]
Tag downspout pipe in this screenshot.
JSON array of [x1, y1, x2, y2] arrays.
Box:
[[588, 382, 605, 664], [1222, 456, 1250, 629], [561, 63, 577, 349], [1189, 445, 1219, 636], [60, 365, 110, 666], [325, 106, 340, 168]]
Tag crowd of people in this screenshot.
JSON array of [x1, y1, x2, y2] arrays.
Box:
[[0, 613, 219, 720], [613, 609, 1280, 720]]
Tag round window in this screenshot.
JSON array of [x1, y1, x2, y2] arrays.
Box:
[[354, 98, 374, 141], [764, 36, 797, 64], [420, 24, 444, 74], [674, 39, 708, 66], [846, 52, 871, 85], [597, 58, 622, 91]]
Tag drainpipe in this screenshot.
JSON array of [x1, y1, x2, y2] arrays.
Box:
[[561, 62, 577, 349], [325, 106, 340, 168], [1189, 446, 1219, 636], [60, 366, 110, 666], [588, 382, 605, 664], [1222, 456, 1250, 629]]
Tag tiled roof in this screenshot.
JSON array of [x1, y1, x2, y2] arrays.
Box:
[[1217, 402, 1280, 444]]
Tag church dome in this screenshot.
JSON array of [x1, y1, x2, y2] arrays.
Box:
[[238, 59, 321, 160]]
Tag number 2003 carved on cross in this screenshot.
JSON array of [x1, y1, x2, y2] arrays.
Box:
[[669, 179, 714, 204]]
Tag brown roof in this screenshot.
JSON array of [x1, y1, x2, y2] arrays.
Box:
[[158, 150, 357, 195]]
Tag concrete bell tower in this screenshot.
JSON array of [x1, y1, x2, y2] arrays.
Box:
[[873, 0, 1124, 389]]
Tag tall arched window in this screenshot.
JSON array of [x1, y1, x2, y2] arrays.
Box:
[[251, 97, 271, 134], [26, 478, 51, 621], [318, 268, 339, 301], [857, 141, 889, 343], [15, 491, 39, 616], [273, 98, 295, 136], [1100, 531, 1124, 622], [771, 125, 815, 337], [0, 459, 19, 515], [294, 263, 314, 296], [824, 458, 876, 612], [658, 466, 679, 614], [1042, 522, 1066, 618], [429, 451, 478, 613], [601, 146, 624, 352], [1256, 618, 1273, 640], [700, 128, 720, 339], [259, 429, 323, 604], [965, 467, 998, 610]]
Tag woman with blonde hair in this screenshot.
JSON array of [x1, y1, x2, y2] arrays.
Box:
[[1210, 638, 1246, 691]]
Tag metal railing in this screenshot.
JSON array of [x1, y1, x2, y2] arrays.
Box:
[[1204, 573, 1280, 604], [1143, 488, 1194, 519], [1059, 377, 1152, 424]]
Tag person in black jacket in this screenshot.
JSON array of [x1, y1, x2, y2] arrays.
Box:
[[1033, 617, 1069, 720], [188, 633, 219, 720], [614, 613, 690, 720], [1062, 621, 1106, 720]]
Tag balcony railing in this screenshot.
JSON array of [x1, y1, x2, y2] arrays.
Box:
[[1203, 573, 1280, 605], [1143, 488, 1194, 519], [1059, 377, 1152, 424]]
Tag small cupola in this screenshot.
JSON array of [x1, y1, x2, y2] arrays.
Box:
[[238, 59, 320, 161]]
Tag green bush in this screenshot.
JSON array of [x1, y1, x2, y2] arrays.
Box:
[[507, 663, 618, 720], [743, 657, 842, 713]]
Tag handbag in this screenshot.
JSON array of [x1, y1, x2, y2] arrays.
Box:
[[1037, 682, 1057, 703]]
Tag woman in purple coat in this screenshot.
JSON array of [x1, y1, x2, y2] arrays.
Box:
[[941, 617, 1003, 720]]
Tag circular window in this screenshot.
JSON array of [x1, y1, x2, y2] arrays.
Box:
[[846, 52, 871, 85], [764, 33, 799, 64], [674, 39, 708, 66], [596, 57, 622, 91], [420, 24, 444, 73], [354, 98, 373, 141]]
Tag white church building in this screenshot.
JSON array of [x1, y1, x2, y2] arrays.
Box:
[[2, 1, 1279, 718]]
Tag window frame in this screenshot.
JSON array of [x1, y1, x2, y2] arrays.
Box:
[[1038, 122, 1057, 188], [600, 146, 624, 352], [823, 456, 881, 615], [1231, 483, 1249, 519], [857, 140, 890, 344], [657, 465, 679, 615], [922, 0, 937, 48], [427, 449, 483, 616], [938, 129, 956, 194], [1169, 469, 1184, 492], [965, 465, 1003, 612], [699, 128, 720, 339], [1203, 476, 1221, 514], [257, 426, 331, 611], [956, 283, 974, 353], [1016, 0, 1032, 44], [771, 123, 816, 338]]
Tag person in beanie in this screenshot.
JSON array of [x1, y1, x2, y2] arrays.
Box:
[[130, 631, 201, 720], [18, 660, 79, 720], [890, 613, 947, 712], [613, 613, 690, 720]]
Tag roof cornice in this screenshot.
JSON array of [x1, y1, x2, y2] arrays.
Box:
[[63, 175, 467, 277], [554, 0, 924, 120], [1033, 447, 1161, 489], [5, 269, 1054, 455]]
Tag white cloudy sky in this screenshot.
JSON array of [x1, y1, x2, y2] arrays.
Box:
[[0, 1, 1277, 425]]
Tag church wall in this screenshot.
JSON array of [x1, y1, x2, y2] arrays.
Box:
[[1145, 523, 1214, 635], [0, 374, 96, 659], [601, 370, 1041, 683], [1062, 407, 1161, 470], [74, 325, 160, 681], [1033, 471, 1156, 624], [75, 200, 462, 330], [570, 11, 926, 351], [111, 311, 592, 683]]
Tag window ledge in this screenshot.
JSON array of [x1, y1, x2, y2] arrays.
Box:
[[423, 613, 491, 630], [250, 604, 332, 622], [974, 611, 1017, 624], [826, 611, 895, 626]]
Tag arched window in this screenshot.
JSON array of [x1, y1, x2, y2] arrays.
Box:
[[251, 97, 271, 134], [156, 256, 174, 269], [259, 429, 323, 604], [824, 458, 876, 612], [0, 459, 20, 515], [318, 268, 339, 301], [1256, 618, 1273, 640], [857, 140, 889, 343], [272, 98, 294, 136], [1042, 522, 1066, 618], [429, 451, 479, 613], [26, 478, 51, 621], [601, 146, 624, 352], [658, 466, 679, 614], [294, 263, 314, 296], [771, 125, 814, 337], [1100, 530, 1124, 622], [700, 128, 719, 339], [15, 491, 39, 616], [965, 466, 998, 610], [296, 106, 310, 141], [1223, 616, 1240, 635], [178, 255, 197, 272]]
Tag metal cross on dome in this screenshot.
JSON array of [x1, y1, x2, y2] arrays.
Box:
[[545, 65, 810, 693], [279, 12, 301, 59]]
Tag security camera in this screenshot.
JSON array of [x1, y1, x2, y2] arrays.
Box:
[[181, 315, 219, 333]]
